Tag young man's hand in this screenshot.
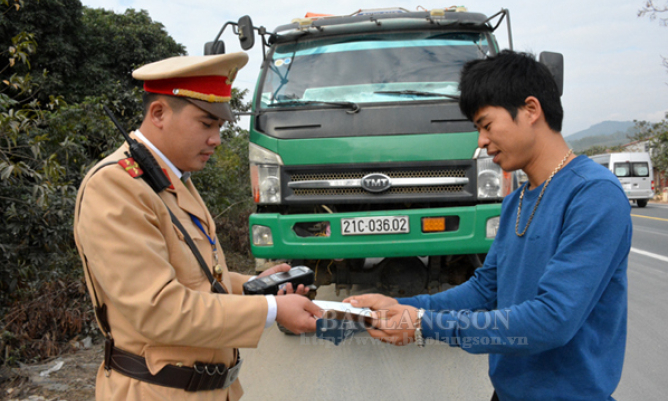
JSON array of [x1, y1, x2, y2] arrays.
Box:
[[366, 304, 419, 346], [343, 293, 398, 310]]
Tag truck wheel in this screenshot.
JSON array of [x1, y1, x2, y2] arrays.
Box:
[[637, 199, 648, 208]]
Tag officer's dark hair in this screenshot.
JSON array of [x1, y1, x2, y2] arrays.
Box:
[[142, 92, 189, 117], [458, 50, 563, 132]]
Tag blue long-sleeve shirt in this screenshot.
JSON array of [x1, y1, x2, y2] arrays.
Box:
[[399, 156, 631, 401]]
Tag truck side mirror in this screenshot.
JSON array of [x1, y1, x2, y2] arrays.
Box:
[[238, 15, 255, 51], [539, 51, 564, 96], [204, 41, 225, 55]]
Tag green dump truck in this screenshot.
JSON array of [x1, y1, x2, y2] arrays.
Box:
[[206, 6, 563, 296]]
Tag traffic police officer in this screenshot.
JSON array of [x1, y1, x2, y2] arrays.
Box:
[[74, 52, 322, 401]]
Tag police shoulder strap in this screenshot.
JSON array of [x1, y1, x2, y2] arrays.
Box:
[[167, 208, 227, 294]]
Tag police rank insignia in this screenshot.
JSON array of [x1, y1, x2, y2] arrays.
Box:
[[226, 67, 239, 85], [118, 158, 144, 178], [162, 168, 175, 190]]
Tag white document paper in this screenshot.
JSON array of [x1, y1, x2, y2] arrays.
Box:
[[313, 300, 373, 318]]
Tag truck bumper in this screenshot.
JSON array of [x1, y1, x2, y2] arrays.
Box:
[[249, 204, 501, 259]]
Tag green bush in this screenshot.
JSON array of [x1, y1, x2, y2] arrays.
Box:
[[0, 1, 254, 365], [193, 88, 255, 256]]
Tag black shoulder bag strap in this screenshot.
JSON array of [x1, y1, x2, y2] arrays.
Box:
[[166, 208, 227, 294]]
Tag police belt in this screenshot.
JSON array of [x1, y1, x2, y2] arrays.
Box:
[[105, 340, 242, 392]]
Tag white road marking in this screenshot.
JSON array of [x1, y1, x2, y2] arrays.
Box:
[[631, 247, 668, 263]]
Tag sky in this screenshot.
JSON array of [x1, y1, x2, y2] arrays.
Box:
[[80, 0, 668, 137]]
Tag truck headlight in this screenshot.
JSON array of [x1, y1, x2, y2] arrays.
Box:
[[476, 149, 517, 199], [486, 216, 500, 238], [478, 167, 502, 198], [250, 143, 283, 204], [252, 225, 274, 246]]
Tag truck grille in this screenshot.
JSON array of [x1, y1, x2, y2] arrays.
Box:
[[283, 162, 476, 204], [293, 186, 465, 196], [291, 169, 466, 180]]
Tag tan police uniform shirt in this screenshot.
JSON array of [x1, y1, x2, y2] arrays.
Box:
[[74, 135, 268, 401]]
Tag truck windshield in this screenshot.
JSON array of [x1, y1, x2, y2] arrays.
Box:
[[259, 32, 489, 108]]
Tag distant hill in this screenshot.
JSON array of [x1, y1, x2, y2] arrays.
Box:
[[565, 121, 635, 141], [565, 121, 638, 153]]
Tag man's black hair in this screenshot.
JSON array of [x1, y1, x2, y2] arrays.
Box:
[[458, 50, 563, 132], [142, 92, 189, 117]]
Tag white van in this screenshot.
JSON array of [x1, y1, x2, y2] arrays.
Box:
[[589, 152, 655, 207]]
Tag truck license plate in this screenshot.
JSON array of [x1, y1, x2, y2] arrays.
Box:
[[341, 216, 409, 236]]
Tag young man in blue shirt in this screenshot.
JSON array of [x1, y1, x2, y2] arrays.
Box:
[[345, 50, 632, 401]]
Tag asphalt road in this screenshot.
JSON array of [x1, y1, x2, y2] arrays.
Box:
[[237, 201, 668, 401], [612, 201, 668, 400]]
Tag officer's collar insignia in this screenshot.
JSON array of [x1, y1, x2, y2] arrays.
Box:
[[118, 158, 143, 178], [162, 168, 175, 190]]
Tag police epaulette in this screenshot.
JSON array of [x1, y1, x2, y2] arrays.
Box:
[[118, 157, 144, 178]]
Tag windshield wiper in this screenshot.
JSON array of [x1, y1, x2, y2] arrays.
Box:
[[266, 100, 360, 114], [374, 90, 460, 101]]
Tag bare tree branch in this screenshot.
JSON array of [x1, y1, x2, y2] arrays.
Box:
[[639, 0, 668, 25]]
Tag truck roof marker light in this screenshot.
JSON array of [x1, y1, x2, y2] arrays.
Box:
[[429, 7, 467, 20], [291, 18, 314, 27], [355, 8, 410, 16], [305, 12, 334, 18], [447, 6, 468, 12], [422, 217, 446, 233]]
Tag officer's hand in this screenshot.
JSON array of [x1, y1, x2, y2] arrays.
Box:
[[257, 263, 292, 278], [275, 295, 323, 334], [343, 293, 398, 310], [276, 282, 310, 296], [258, 263, 310, 296], [366, 304, 418, 346]]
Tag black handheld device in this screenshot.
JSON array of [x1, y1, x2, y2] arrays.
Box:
[[103, 106, 172, 193], [243, 266, 315, 295]]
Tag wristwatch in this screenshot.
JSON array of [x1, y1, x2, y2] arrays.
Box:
[[415, 308, 425, 347]]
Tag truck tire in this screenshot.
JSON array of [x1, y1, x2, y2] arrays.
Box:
[[637, 199, 648, 208]]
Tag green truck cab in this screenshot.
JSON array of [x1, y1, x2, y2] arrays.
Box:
[[206, 7, 563, 296]]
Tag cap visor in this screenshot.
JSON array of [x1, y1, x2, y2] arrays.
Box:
[[186, 98, 235, 122]]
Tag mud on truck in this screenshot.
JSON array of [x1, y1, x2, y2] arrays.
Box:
[[205, 6, 564, 297]]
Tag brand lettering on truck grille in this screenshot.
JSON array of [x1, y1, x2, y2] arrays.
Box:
[[361, 173, 392, 193]]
